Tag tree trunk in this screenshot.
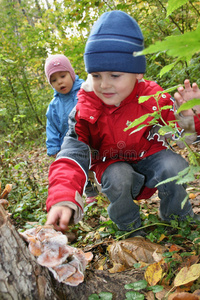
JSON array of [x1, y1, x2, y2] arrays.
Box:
[[0, 204, 144, 300]]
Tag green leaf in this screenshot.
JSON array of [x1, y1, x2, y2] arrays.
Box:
[[181, 194, 189, 209], [125, 291, 145, 300], [158, 125, 173, 135], [129, 124, 150, 135], [138, 95, 152, 104], [159, 62, 176, 77], [133, 263, 142, 269], [99, 292, 113, 300], [177, 99, 200, 113], [147, 285, 164, 293], [88, 295, 100, 300], [125, 280, 148, 291], [167, 0, 190, 17], [124, 114, 151, 131], [135, 27, 200, 60], [156, 165, 200, 187]]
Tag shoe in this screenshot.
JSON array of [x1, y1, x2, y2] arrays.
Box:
[[127, 229, 147, 238]]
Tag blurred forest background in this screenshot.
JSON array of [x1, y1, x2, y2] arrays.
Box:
[[0, 0, 200, 144], [0, 0, 200, 228]]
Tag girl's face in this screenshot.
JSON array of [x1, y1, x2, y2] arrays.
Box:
[[91, 72, 143, 106], [50, 71, 73, 94]]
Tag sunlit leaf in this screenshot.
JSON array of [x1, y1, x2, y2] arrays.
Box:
[[174, 264, 200, 287], [124, 114, 151, 131], [177, 99, 200, 113], [159, 62, 176, 77], [167, 0, 190, 16], [138, 95, 152, 103], [135, 27, 200, 61], [144, 262, 163, 286]]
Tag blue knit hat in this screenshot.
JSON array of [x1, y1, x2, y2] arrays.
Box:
[[84, 11, 146, 74]]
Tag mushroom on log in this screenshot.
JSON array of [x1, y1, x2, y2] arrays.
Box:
[[0, 203, 145, 300]]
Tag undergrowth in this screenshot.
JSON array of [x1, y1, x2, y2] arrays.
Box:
[[1, 136, 200, 299]]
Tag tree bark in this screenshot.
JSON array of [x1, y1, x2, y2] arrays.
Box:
[[0, 204, 60, 300], [0, 204, 144, 300]]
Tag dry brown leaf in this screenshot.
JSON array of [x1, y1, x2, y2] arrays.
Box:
[[108, 263, 126, 273], [174, 264, 200, 287], [146, 290, 155, 300], [108, 237, 166, 268], [168, 292, 199, 300], [144, 261, 163, 286], [152, 250, 163, 262], [169, 244, 184, 252], [96, 257, 107, 270]]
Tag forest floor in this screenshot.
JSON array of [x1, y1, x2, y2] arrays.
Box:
[[1, 141, 200, 299]]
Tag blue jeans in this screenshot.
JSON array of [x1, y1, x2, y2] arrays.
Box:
[[101, 149, 193, 231]]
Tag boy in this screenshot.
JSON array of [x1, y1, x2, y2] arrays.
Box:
[[45, 11, 200, 236]]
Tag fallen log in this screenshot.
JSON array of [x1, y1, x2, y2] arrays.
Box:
[[0, 204, 145, 300]]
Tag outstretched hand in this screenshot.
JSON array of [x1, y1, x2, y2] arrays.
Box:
[[46, 205, 73, 232], [174, 79, 200, 117]]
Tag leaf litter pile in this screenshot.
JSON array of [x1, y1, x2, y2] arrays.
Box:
[[1, 143, 200, 299]]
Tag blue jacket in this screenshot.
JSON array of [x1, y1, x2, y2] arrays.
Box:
[[46, 75, 84, 156]]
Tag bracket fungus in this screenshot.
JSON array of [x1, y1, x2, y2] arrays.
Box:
[[21, 225, 93, 286]]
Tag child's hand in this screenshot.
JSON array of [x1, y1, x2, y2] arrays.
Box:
[[46, 205, 73, 232], [174, 79, 200, 117]]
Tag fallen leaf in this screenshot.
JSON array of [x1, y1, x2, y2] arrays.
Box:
[[158, 233, 166, 242], [144, 261, 163, 286], [168, 291, 199, 300], [108, 263, 126, 273], [189, 193, 197, 199], [174, 264, 200, 287], [108, 237, 166, 268], [169, 244, 183, 252], [146, 290, 155, 300], [152, 250, 163, 262]]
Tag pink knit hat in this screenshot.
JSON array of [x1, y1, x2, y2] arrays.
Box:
[[45, 54, 76, 83]]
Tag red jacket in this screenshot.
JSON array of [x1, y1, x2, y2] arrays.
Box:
[[46, 79, 193, 212]]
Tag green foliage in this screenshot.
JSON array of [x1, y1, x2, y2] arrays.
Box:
[[137, 26, 200, 77], [177, 99, 200, 113], [167, 0, 191, 16], [0, 0, 200, 142], [88, 292, 113, 300], [88, 280, 163, 299]]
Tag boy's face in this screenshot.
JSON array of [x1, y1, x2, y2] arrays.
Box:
[[91, 72, 143, 106], [50, 71, 73, 94]]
